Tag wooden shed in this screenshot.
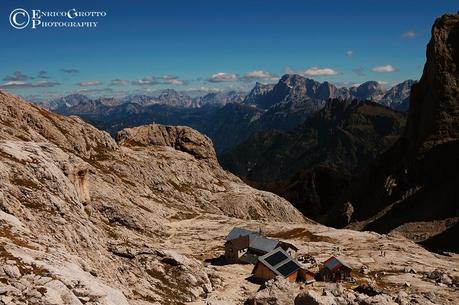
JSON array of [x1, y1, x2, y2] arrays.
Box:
[[318, 256, 352, 282], [252, 248, 303, 282]]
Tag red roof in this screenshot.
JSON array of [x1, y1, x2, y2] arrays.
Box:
[[323, 256, 351, 272]]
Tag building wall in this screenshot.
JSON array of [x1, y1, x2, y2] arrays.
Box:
[[253, 263, 299, 282], [286, 248, 297, 258], [298, 268, 315, 282], [225, 235, 250, 263], [319, 268, 351, 282], [253, 263, 276, 282], [286, 271, 299, 282]]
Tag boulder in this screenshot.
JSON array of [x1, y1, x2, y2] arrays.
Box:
[[116, 124, 217, 160], [246, 277, 296, 305]]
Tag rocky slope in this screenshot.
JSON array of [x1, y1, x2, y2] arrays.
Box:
[[332, 13, 459, 252], [0, 90, 305, 305]]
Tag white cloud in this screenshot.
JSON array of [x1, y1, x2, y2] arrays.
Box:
[[299, 67, 338, 77], [402, 31, 416, 39], [346, 50, 354, 57], [132, 76, 158, 86], [164, 78, 185, 85], [37, 70, 49, 79], [132, 75, 188, 86], [243, 70, 278, 81], [110, 79, 129, 86], [3, 71, 31, 81], [0, 80, 60, 89], [75, 88, 114, 95], [184, 86, 223, 94], [207, 72, 238, 82], [160, 75, 188, 85], [78, 80, 102, 87], [60, 68, 79, 74], [371, 65, 398, 73]]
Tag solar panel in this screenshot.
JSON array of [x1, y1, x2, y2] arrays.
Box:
[[265, 251, 288, 266], [277, 260, 300, 277]]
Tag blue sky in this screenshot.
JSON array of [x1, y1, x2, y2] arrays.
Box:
[[0, 0, 457, 99]]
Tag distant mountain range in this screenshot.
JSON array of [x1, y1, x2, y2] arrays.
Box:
[[40, 89, 246, 111], [35, 75, 415, 153]]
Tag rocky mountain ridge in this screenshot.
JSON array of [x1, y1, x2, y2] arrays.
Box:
[[243, 76, 415, 112], [35, 78, 414, 156], [220, 99, 406, 183]]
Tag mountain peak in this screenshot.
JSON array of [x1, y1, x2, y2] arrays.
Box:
[[349, 81, 386, 102], [404, 13, 459, 152]]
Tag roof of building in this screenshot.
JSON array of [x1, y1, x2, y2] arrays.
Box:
[[249, 235, 279, 253], [226, 227, 299, 255], [278, 241, 299, 251], [255, 248, 302, 278], [322, 256, 352, 272], [225, 227, 257, 241]]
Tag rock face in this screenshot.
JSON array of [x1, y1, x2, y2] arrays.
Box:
[[243, 82, 276, 107], [380, 80, 416, 111], [243, 74, 348, 110], [404, 15, 459, 152], [116, 124, 217, 161], [337, 13, 459, 252], [349, 81, 386, 103], [0, 91, 118, 159]]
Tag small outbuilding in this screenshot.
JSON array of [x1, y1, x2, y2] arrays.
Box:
[[318, 256, 352, 282], [252, 248, 306, 282]]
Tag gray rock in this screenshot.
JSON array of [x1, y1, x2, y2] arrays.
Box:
[[2, 265, 21, 279]]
